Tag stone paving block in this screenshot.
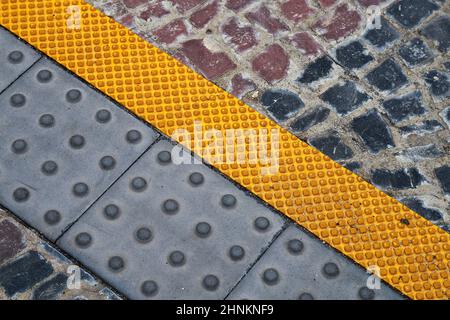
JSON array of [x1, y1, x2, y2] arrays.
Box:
[[0, 251, 53, 297], [227, 224, 403, 300], [0, 27, 40, 93], [58, 139, 286, 299], [0, 59, 159, 240]]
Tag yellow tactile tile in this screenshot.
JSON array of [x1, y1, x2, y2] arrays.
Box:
[[1, 0, 449, 300]]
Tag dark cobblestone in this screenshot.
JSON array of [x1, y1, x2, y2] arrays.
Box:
[[435, 166, 450, 194], [335, 41, 373, 70], [403, 198, 443, 221], [0, 251, 53, 297], [290, 106, 330, 132], [440, 106, 450, 128], [297, 55, 334, 85], [398, 38, 433, 67], [372, 168, 425, 189], [363, 17, 399, 49], [32, 273, 68, 300], [320, 81, 370, 115], [382, 91, 426, 122], [261, 89, 304, 121], [396, 144, 443, 162], [309, 132, 354, 161], [423, 70, 450, 97], [387, 0, 438, 29], [366, 59, 408, 92], [351, 109, 394, 153], [343, 162, 361, 171], [422, 15, 450, 53], [399, 120, 444, 136], [0, 220, 24, 264]]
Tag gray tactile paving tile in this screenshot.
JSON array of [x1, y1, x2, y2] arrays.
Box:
[[0, 27, 40, 93], [57, 139, 287, 299], [227, 224, 404, 300], [0, 58, 159, 240]]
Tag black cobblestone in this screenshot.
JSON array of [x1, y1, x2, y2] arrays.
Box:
[[320, 81, 370, 115], [366, 59, 408, 92], [398, 38, 433, 67], [382, 91, 426, 122], [335, 41, 373, 70], [0, 251, 53, 297], [422, 15, 450, 53], [372, 168, 425, 189], [309, 133, 354, 161], [261, 89, 304, 121], [364, 17, 399, 49], [297, 56, 334, 85], [32, 273, 68, 300], [403, 198, 443, 221], [351, 109, 394, 153], [424, 70, 450, 97], [435, 166, 450, 194], [399, 120, 444, 136], [290, 106, 330, 132], [387, 0, 438, 29]]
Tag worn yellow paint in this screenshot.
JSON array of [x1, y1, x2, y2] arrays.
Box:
[[2, 0, 450, 300]]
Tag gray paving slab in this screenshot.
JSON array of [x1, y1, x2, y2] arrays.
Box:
[[0, 58, 159, 240], [0, 27, 40, 93], [227, 224, 404, 300], [58, 139, 287, 299]]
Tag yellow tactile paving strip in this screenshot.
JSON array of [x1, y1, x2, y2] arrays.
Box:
[[2, 0, 450, 300]]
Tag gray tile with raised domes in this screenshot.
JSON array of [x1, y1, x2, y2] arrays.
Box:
[[227, 224, 404, 300], [57, 139, 287, 299], [0, 58, 159, 240], [0, 27, 41, 93]]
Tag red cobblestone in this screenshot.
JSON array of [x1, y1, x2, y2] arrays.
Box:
[[181, 39, 236, 79], [222, 18, 258, 52], [190, 0, 219, 29], [153, 19, 188, 44], [225, 0, 254, 11], [122, 0, 147, 9], [280, 0, 315, 24], [245, 5, 290, 34], [0, 220, 24, 264], [251, 44, 289, 83], [318, 0, 337, 7], [314, 4, 361, 41], [288, 32, 322, 56], [169, 0, 206, 13], [230, 73, 257, 98], [140, 1, 170, 20], [357, 0, 388, 7]]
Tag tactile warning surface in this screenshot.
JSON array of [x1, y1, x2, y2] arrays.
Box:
[[2, 0, 450, 299], [0, 26, 40, 93], [58, 139, 286, 299], [228, 224, 403, 300], [0, 58, 159, 240]]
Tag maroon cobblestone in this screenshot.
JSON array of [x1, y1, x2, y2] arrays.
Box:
[[279, 0, 315, 24], [246, 5, 289, 34], [222, 18, 258, 52], [252, 44, 289, 84], [170, 0, 206, 13], [225, 0, 254, 11], [230, 73, 256, 98], [0, 220, 24, 265], [153, 19, 188, 44], [288, 32, 322, 56], [182, 39, 236, 79], [190, 0, 219, 29], [140, 1, 170, 20], [313, 4, 361, 41], [123, 0, 147, 9]]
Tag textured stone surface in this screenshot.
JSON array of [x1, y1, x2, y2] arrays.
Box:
[[83, 0, 450, 242], [0, 210, 120, 300]]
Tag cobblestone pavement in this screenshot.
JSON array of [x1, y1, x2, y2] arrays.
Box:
[[86, 0, 450, 231], [0, 209, 121, 300], [0, 22, 402, 299]]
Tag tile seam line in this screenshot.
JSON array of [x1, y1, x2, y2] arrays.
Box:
[[1, 0, 449, 300]]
